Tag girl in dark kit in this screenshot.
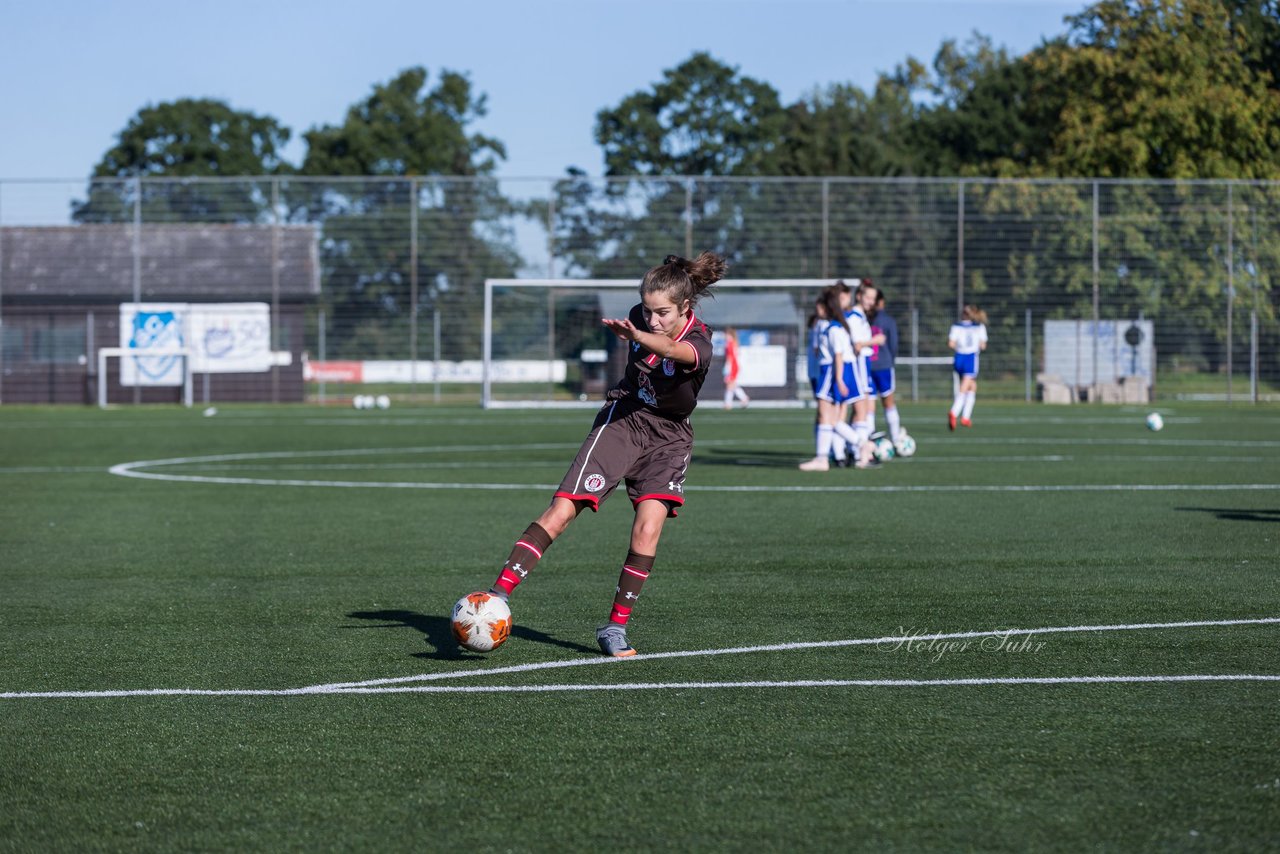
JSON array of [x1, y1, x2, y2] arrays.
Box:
[[488, 252, 726, 657]]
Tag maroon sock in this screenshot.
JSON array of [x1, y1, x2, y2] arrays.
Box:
[[609, 551, 655, 626], [493, 523, 553, 596]]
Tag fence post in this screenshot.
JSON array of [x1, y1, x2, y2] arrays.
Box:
[[271, 177, 281, 404], [911, 308, 919, 402], [956, 180, 964, 319], [821, 178, 830, 279], [1226, 182, 1234, 403], [1250, 310, 1258, 404], [318, 309, 326, 405], [86, 310, 95, 406], [684, 179, 693, 259], [132, 177, 142, 404], [410, 178, 419, 401], [547, 186, 557, 404], [433, 306, 441, 404], [1026, 307, 1032, 402], [1091, 181, 1099, 403]]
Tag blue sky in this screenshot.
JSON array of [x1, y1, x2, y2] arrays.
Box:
[[0, 0, 1083, 184]]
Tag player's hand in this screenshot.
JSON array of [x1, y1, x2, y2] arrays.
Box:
[[871, 333, 886, 346], [837, 380, 849, 396], [602, 317, 639, 341]]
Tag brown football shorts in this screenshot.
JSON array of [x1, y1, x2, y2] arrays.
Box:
[[553, 401, 693, 517]]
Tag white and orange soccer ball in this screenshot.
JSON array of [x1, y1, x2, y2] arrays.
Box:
[[451, 592, 513, 652]]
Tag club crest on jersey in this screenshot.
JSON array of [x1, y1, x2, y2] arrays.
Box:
[[584, 473, 607, 493], [662, 358, 676, 376], [636, 372, 658, 407]]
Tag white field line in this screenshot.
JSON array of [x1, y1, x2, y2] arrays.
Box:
[[107, 448, 1280, 493], [321, 675, 1280, 694], [136, 454, 1276, 472], [105, 469, 1280, 494], [696, 484, 1280, 493], [10, 452, 1273, 477], [0, 466, 112, 474], [943, 436, 1280, 448], [4, 616, 1277, 700], [311, 616, 1280, 690]]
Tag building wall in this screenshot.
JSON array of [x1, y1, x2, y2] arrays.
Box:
[[0, 303, 308, 404]]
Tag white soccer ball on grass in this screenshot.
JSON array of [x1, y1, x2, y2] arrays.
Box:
[[871, 433, 896, 462], [1146, 412, 1164, 431], [451, 592, 513, 652]]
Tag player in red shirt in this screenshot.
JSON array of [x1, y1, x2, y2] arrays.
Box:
[[722, 327, 751, 409], [488, 252, 726, 657]]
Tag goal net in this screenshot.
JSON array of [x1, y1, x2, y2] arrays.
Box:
[[96, 347, 194, 408], [482, 278, 854, 409]]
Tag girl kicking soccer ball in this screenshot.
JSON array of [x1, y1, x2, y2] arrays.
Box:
[[948, 304, 988, 429], [487, 252, 726, 657]]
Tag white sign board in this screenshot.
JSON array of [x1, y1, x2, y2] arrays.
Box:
[[1044, 320, 1154, 388], [188, 303, 273, 373], [119, 303, 187, 386], [119, 302, 273, 386], [738, 345, 788, 387]]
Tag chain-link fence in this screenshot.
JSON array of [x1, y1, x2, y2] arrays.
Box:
[[1, 176, 1276, 404]]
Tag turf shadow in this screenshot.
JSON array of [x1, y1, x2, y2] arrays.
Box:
[[345, 609, 598, 659], [1175, 506, 1280, 523], [695, 448, 808, 468]]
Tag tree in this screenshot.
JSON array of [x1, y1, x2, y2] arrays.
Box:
[[299, 67, 503, 178], [553, 53, 794, 282], [915, 35, 1044, 177], [594, 52, 788, 177], [73, 98, 292, 223], [1222, 0, 1280, 86], [778, 73, 927, 177], [292, 67, 518, 361], [1021, 0, 1280, 179]]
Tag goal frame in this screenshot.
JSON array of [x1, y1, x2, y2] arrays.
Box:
[[96, 347, 194, 409]]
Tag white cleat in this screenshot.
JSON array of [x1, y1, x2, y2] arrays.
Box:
[[798, 456, 830, 472]]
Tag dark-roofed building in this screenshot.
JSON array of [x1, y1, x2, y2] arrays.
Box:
[[0, 224, 319, 403]]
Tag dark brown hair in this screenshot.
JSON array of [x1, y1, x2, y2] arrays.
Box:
[[642, 252, 727, 309], [818, 287, 849, 336], [962, 304, 988, 325], [855, 278, 878, 303]]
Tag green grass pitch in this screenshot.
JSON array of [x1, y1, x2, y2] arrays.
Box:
[[1, 400, 1278, 851]]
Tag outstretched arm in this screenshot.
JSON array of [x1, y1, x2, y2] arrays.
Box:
[[602, 317, 697, 365]]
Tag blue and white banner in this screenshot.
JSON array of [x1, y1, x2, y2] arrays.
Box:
[[120, 304, 187, 386], [119, 302, 273, 386]]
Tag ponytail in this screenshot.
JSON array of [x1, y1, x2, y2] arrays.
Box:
[[644, 251, 727, 308]]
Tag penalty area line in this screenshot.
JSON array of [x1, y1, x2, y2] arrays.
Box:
[[4, 616, 1278, 700], [327, 674, 1280, 694], [310, 615, 1280, 692], [5, 674, 1280, 700]]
